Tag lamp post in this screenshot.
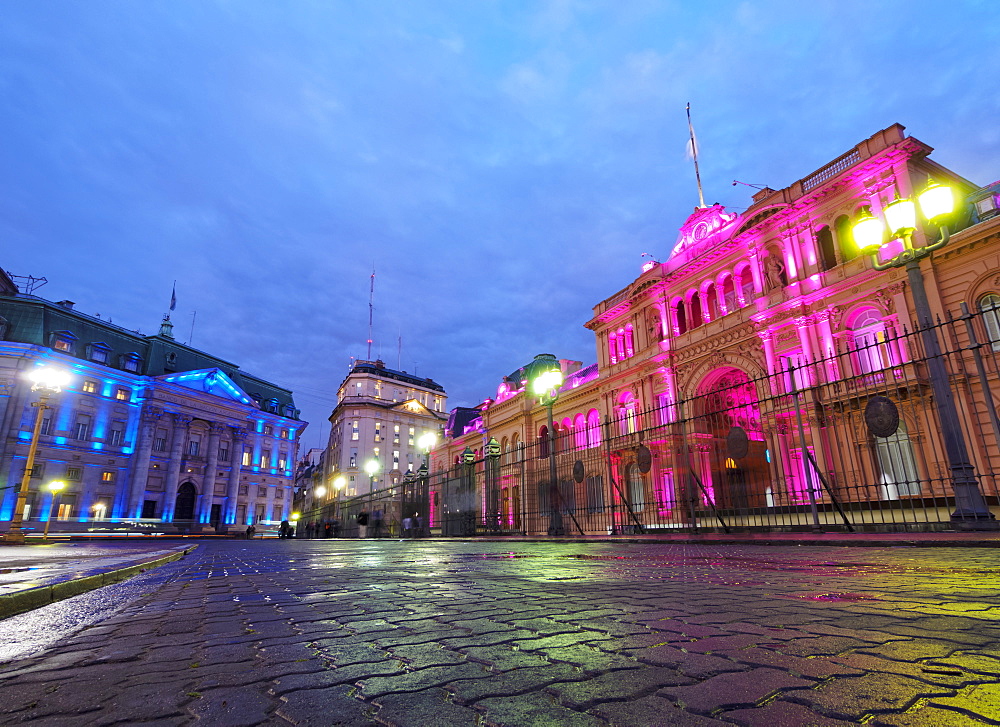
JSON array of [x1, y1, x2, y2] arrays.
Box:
[[852, 180, 996, 529], [364, 459, 380, 491], [4, 366, 70, 544], [528, 353, 564, 536], [43, 480, 66, 541], [485, 437, 501, 532]]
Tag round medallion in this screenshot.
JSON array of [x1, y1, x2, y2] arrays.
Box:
[[636, 444, 652, 474], [573, 460, 585, 484], [726, 426, 749, 459], [693, 221, 709, 241], [864, 396, 900, 438]]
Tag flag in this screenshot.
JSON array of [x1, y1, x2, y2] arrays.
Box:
[[169, 282, 177, 311]]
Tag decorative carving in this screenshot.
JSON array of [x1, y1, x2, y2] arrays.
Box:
[[873, 289, 895, 315], [762, 255, 786, 291], [646, 307, 661, 341], [172, 414, 193, 429]]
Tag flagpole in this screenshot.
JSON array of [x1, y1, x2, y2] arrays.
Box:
[[686, 103, 706, 208], [367, 267, 375, 361]]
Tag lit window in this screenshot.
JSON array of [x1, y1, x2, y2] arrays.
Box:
[[374, 422, 381, 442], [979, 293, 1000, 351], [82, 380, 97, 394], [242, 450, 251, 466], [264, 425, 273, 436], [261, 451, 271, 469], [280, 429, 288, 439], [115, 388, 130, 401], [852, 309, 891, 374], [351, 421, 359, 440], [101, 471, 115, 482], [54, 339, 72, 352], [278, 456, 286, 470]]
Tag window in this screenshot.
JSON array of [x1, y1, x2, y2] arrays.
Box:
[[618, 393, 638, 435], [154, 436, 167, 452], [121, 353, 142, 372], [393, 450, 400, 468], [261, 450, 271, 469], [689, 292, 703, 328], [280, 429, 288, 439], [408, 427, 415, 446], [538, 425, 550, 458], [738, 269, 755, 305], [142, 500, 157, 518], [374, 422, 381, 442], [350, 449, 357, 468], [393, 424, 400, 445], [188, 440, 200, 456], [275, 488, 283, 500], [88, 344, 110, 364], [351, 421, 359, 440], [74, 416, 91, 441], [115, 387, 130, 401], [66, 467, 82, 481], [109, 427, 124, 446], [40, 414, 52, 435], [875, 421, 921, 500], [816, 226, 837, 271], [257, 486, 268, 498], [242, 450, 251, 466], [586, 410, 602, 448], [586, 475, 604, 513], [101, 471, 115, 482], [721, 275, 737, 313], [51, 331, 76, 353], [219, 446, 230, 462], [979, 293, 1000, 351], [627, 464, 646, 509], [278, 455, 287, 470], [852, 309, 890, 374], [263, 425, 273, 436], [82, 380, 98, 394]]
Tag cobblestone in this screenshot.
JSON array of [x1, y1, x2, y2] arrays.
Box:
[[2, 539, 1000, 725]]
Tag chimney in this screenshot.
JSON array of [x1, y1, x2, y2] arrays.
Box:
[[56, 300, 75, 310]]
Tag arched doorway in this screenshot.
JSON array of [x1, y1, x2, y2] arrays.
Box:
[[693, 368, 768, 511], [175, 482, 197, 521]]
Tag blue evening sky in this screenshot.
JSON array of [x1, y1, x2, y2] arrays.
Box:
[[2, 1, 998, 445]]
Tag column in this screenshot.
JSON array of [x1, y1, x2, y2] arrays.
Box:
[[126, 406, 163, 519], [161, 413, 192, 522], [224, 427, 248, 525], [795, 315, 816, 387], [199, 422, 225, 523], [758, 328, 777, 376]]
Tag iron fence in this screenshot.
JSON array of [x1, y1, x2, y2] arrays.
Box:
[[429, 304, 1000, 535]]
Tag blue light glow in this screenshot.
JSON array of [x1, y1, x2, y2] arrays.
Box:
[[54, 436, 67, 445], [92, 443, 104, 451], [18, 431, 31, 441]]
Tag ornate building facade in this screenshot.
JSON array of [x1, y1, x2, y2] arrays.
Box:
[[0, 283, 306, 533], [433, 124, 1000, 534], [323, 360, 447, 498]]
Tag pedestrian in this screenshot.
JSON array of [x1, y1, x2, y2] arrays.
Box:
[[402, 515, 412, 538], [332, 518, 341, 538], [324, 520, 332, 538], [245, 524, 255, 540], [279, 519, 291, 539], [372, 509, 383, 538], [357, 510, 369, 538]]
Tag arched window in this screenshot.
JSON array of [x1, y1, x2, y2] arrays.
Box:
[[690, 292, 703, 328], [721, 275, 736, 314], [835, 215, 855, 261], [500, 436, 509, 464], [875, 420, 920, 500], [675, 301, 687, 335], [586, 409, 602, 448], [737, 267, 755, 304], [538, 425, 550, 458], [705, 283, 718, 321], [608, 331, 619, 364], [623, 325, 634, 358], [816, 226, 838, 271], [852, 309, 890, 374], [618, 392, 638, 435], [979, 293, 1000, 351], [574, 414, 587, 449]]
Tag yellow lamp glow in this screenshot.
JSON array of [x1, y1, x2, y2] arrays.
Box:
[[48, 480, 66, 493], [364, 459, 380, 476], [852, 207, 884, 255], [291, 512, 300, 521], [333, 475, 347, 490], [531, 368, 563, 396], [917, 180, 954, 222], [314, 486, 327, 498], [883, 197, 917, 236], [28, 366, 71, 391], [418, 431, 437, 452]]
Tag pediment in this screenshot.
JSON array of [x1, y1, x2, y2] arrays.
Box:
[[670, 204, 740, 259], [159, 368, 255, 407], [393, 398, 430, 415]]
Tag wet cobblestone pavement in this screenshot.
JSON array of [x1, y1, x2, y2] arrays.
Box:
[[1, 539, 1000, 725]]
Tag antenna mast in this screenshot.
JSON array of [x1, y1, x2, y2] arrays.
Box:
[[686, 103, 706, 208], [367, 267, 375, 361]]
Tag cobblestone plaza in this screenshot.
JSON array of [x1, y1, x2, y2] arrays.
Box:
[[2, 540, 1000, 725]]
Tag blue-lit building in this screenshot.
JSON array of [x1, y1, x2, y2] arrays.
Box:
[[0, 276, 307, 533]]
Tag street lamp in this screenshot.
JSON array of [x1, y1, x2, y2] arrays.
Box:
[[43, 480, 66, 540], [4, 366, 70, 544], [852, 180, 996, 529], [92, 501, 107, 522], [364, 458, 380, 491], [528, 353, 564, 536]]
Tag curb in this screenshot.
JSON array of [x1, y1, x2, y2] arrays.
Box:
[[0, 545, 198, 620]]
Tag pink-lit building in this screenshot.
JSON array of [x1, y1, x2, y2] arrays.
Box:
[[433, 124, 1000, 533]]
